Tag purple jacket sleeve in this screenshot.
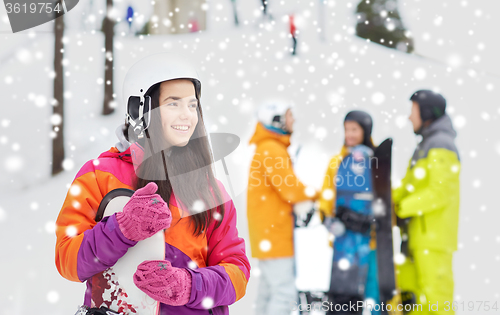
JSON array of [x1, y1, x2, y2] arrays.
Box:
[[185, 266, 236, 309], [77, 214, 137, 281]]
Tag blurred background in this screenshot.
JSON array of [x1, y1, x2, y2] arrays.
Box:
[[0, 0, 498, 314]]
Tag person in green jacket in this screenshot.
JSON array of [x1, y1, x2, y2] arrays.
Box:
[[393, 90, 460, 315]]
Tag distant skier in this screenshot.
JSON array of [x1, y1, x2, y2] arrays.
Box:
[[126, 5, 134, 33], [189, 18, 199, 32], [247, 100, 319, 315], [319, 110, 379, 314], [289, 14, 297, 55], [261, 0, 268, 17], [230, 0, 239, 26], [393, 90, 460, 315]]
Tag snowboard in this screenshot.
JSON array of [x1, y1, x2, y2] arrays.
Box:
[[328, 145, 376, 302], [93, 188, 165, 315], [371, 138, 402, 315]]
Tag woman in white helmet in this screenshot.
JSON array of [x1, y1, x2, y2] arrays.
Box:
[[247, 100, 319, 315], [55, 53, 250, 315]]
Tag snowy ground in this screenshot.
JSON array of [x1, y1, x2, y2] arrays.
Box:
[[0, 0, 499, 314]]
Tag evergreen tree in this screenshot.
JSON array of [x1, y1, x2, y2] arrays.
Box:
[[356, 0, 414, 53]]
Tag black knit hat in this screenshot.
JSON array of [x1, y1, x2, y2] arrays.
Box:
[[410, 90, 446, 122], [344, 110, 373, 148]]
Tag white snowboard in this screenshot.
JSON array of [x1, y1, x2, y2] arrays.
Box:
[[294, 213, 333, 293], [93, 189, 165, 315]]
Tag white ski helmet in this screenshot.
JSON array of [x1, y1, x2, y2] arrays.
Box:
[[257, 99, 292, 131], [123, 53, 201, 138]]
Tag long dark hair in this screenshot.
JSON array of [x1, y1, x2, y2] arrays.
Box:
[[124, 79, 225, 236]]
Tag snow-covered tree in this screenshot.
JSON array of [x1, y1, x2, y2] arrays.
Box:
[[355, 0, 414, 53]]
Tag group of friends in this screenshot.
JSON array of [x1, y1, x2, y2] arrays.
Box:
[[247, 89, 460, 315]]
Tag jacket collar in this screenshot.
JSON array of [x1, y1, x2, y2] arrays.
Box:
[[249, 122, 291, 147]]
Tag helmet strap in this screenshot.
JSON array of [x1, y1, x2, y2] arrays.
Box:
[[126, 95, 152, 139]]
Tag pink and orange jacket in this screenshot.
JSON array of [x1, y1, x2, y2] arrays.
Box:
[[55, 144, 250, 315]]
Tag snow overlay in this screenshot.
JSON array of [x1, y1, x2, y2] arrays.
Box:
[[0, 0, 499, 314]]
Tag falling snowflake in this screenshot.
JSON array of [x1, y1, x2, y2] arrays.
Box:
[[315, 126, 327, 140], [259, 239, 272, 252], [372, 198, 386, 216], [371, 92, 385, 105], [0, 207, 7, 222], [34, 95, 47, 107], [50, 114, 62, 126], [304, 186, 316, 197], [45, 221, 56, 234], [202, 297, 214, 309], [395, 115, 407, 129], [338, 258, 350, 270], [394, 253, 406, 265], [453, 115, 466, 129], [66, 226, 78, 237], [213, 212, 222, 221], [5, 156, 24, 172], [188, 261, 198, 269], [433, 16, 443, 26], [62, 159, 75, 171], [413, 167, 426, 179], [16, 49, 33, 64], [447, 54, 462, 68], [413, 68, 427, 80], [47, 290, 59, 303], [191, 200, 206, 214], [405, 184, 415, 193], [1, 119, 10, 128], [322, 189, 334, 201]]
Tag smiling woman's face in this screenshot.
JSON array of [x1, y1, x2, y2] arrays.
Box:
[[158, 79, 199, 147]]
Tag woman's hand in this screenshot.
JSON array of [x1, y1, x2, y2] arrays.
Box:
[[116, 182, 172, 241], [134, 260, 192, 306]]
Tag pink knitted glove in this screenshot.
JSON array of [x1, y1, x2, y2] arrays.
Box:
[[133, 260, 192, 306], [116, 182, 172, 241]]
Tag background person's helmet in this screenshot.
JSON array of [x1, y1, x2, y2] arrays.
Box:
[[409, 89, 446, 123], [123, 53, 201, 138], [344, 110, 374, 148], [257, 99, 292, 133]]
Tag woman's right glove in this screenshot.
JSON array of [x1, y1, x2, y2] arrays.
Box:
[[116, 182, 172, 241]]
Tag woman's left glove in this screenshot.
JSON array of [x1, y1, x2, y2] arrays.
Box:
[[133, 260, 192, 306]]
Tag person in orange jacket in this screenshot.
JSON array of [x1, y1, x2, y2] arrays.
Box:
[[247, 100, 319, 315]]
